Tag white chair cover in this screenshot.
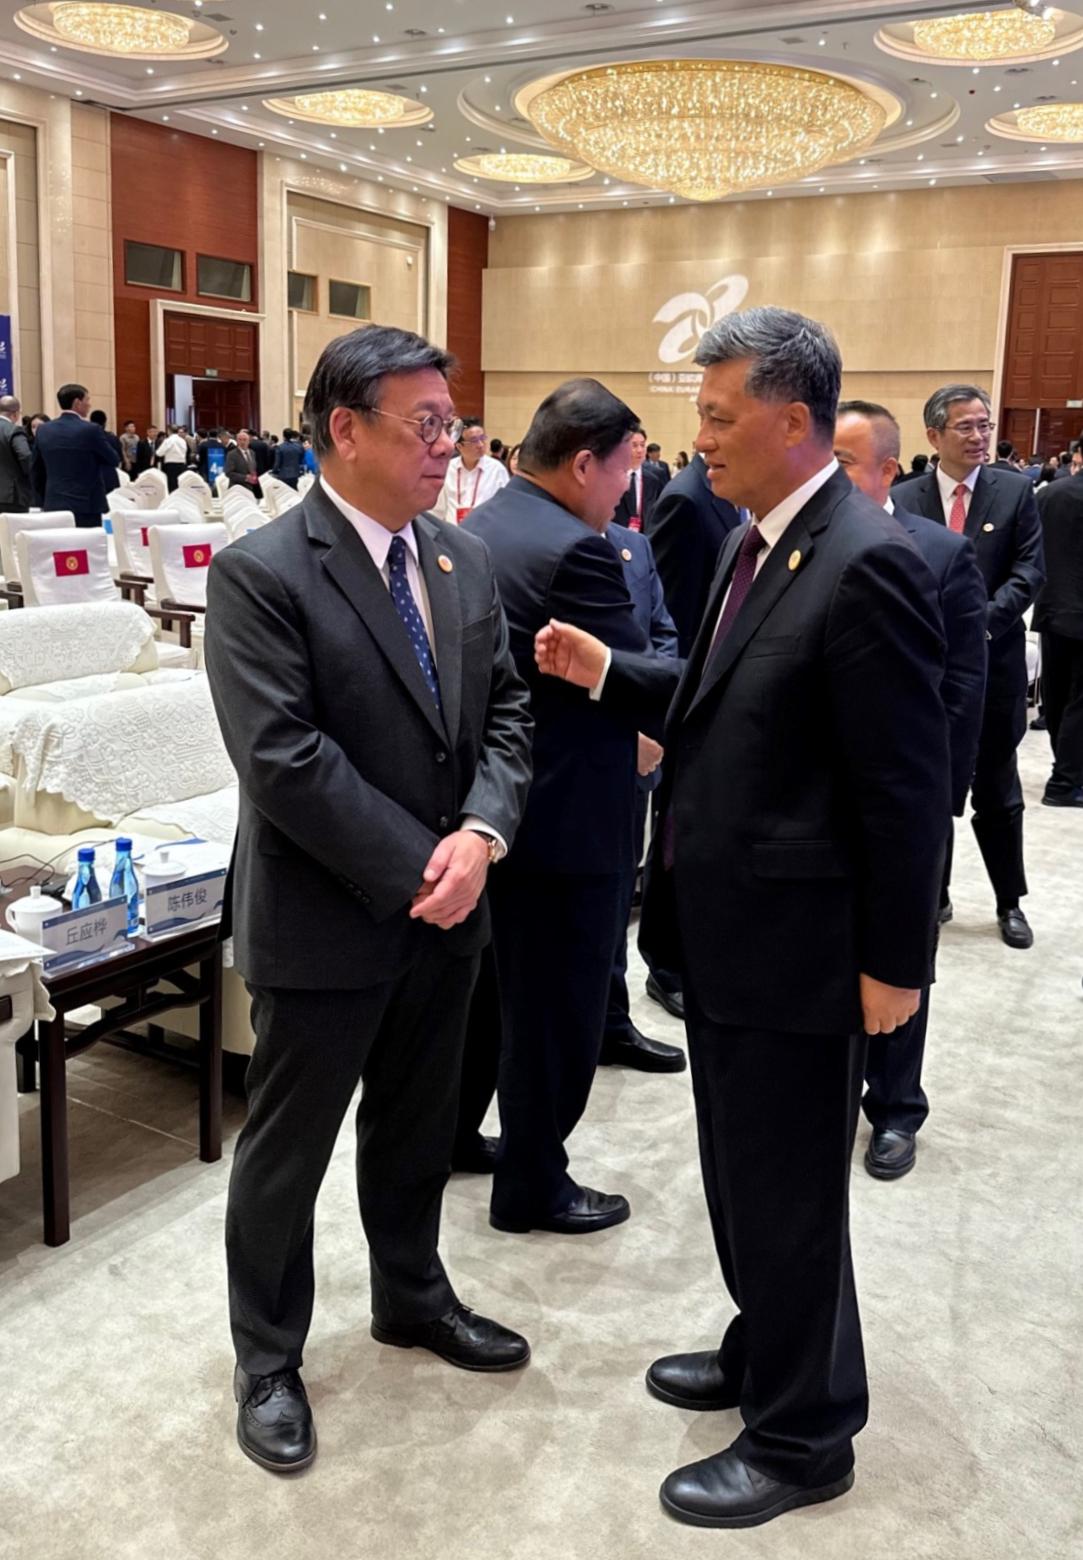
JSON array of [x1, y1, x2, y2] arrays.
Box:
[[223, 484, 259, 513], [223, 507, 270, 542], [113, 510, 187, 580], [16, 528, 119, 608], [178, 470, 213, 512], [129, 469, 169, 509], [214, 471, 230, 499], [116, 469, 131, 486], [297, 471, 315, 497], [170, 490, 205, 525], [0, 600, 155, 690], [258, 473, 292, 518], [1, 511, 78, 585], [149, 522, 227, 609]]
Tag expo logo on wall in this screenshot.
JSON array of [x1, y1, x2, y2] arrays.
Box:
[[653, 274, 750, 365]]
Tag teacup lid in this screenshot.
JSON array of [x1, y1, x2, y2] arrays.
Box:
[[9, 884, 62, 916]]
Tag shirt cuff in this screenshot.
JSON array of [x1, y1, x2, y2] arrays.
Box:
[[588, 646, 614, 702], [461, 818, 508, 861]]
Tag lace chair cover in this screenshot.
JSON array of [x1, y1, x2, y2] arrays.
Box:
[[16, 528, 118, 608], [1, 512, 77, 583], [148, 523, 227, 609], [0, 599, 154, 690]]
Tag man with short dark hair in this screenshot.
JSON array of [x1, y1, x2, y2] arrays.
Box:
[[611, 428, 665, 532], [464, 378, 653, 1236], [1035, 472, 1083, 806], [133, 424, 157, 475], [993, 438, 1017, 471], [644, 441, 671, 482], [205, 324, 534, 1474], [119, 418, 139, 473], [433, 416, 509, 522], [270, 427, 304, 487], [0, 394, 32, 511], [30, 383, 119, 526]]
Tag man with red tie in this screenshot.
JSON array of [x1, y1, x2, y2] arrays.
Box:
[[895, 385, 1045, 948], [611, 429, 665, 533]]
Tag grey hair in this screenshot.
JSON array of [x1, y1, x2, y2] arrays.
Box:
[[922, 383, 991, 433], [693, 306, 841, 440], [0, 395, 20, 417], [303, 324, 457, 458]]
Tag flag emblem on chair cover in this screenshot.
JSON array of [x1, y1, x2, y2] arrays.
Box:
[[140, 527, 150, 546], [54, 549, 88, 576], [183, 544, 211, 567]]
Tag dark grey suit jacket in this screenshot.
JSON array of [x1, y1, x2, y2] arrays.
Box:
[[0, 416, 32, 509], [204, 481, 533, 989]]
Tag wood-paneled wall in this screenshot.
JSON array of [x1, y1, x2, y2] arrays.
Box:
[[110, 116, 258, 430], [446, 206, 488, 422]]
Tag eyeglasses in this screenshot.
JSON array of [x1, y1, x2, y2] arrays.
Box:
[[459, 433, 488, 445], [371, 408, 463, 446], [945, 420, 995, 437]]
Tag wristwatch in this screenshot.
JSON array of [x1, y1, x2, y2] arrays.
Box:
[[480, 834, 501, 866]]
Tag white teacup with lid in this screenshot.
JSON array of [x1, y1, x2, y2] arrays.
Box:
[[6, 883, 62, 942]]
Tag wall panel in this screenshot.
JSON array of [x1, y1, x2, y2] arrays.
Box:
[[447, 207, 488, 420]]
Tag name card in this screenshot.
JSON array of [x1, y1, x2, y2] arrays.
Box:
[[145, 868, 226, 940], [41, 896, 131, 976]]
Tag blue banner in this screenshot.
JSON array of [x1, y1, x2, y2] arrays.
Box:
[[0, 314, 12, 398], [206, 444, 226, 482]]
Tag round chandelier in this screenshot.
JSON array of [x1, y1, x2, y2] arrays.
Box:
[[453, 153, 593, 184], [15, 2, 227, 58], [263, 89, 432, 129], [1016, 101, 1083, 137], [517, 60, 891, 202], [912, 9, 1056, 61]]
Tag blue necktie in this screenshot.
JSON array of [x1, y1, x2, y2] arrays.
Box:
[[387, 533, 442, 715]]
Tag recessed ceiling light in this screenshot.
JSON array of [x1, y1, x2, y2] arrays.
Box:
[[930, 91, 938, 98], [818, 35, 826, 45], [329, 130, 335, 137], [917, 153, 925, 160], [319, 11, 327, 18], [253, 52, 261, 59], [906, 117, 914, 126], [300, 152, 306, 158], [419, 85, 427, 93], [507, 16, 515, 24], [372, 34, 380, 43], [377, 174, 383, 180], [416, 138, 422, 145], [386, 2, 393, 9], [972, 67, 980, 75], [146, 66, 154, 75], [437, 25, 444, 32], [162, 114, 169, 121], [312, 44, 319, 51], [212, 128, 218, 134], [255, 22, 264, 31], [484, 75, 491, 83], [994, 84, 1001, 91], [50, 44, 56, 50], [75, 89, 82, 95], [956, 133, 964, 141], [370, 143, 376, 150], [929, 177, 937, 185], [242, 104, 248, 111], [258, 141, 264, 147]]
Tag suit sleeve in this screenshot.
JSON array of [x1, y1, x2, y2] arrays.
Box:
[[458, 568, 534, 846], [204, 544, 443, 921], [92, 426, 119, 481], [988, 485, 1045, 641], [646, 488, 708, 657], [30, 439, 45, 505], [645, 539, 680, 659], [939, 539, 988, 815], [825, 539, 950, 989], [11, 427, 32, 482]]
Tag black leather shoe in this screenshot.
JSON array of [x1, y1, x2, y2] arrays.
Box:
[[451, 1134, 498, 1174], [1042, 787, 1083, 808], [660, 1447, 854, 1529], [937, 900, 953, 926], [233, 1366, 316, 1473], [599, 1025, 687, 1073], [646, 1350, 740, 1411], [1030, 713, 1047, 731], [490, 1184, 630, 1235], [997, 907, 1033, 949], [645, 973, 685, 1020], [371, 1302, 530, 1372], [864, 1128, 916, 1180]]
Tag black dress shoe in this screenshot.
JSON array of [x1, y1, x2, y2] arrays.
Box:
[[997, 907, 1033, 949], [645, 973, 685, 1020], [937, 900, 953, 926], [1030, 713, 1048, 731], [864, 1128, 916, 1180], [1042, 787, 1083, 807], [371, 1302, 530, 1372], [660, 1447, 854, 1529], [646, 1350, 740, 1411], [599, 1025, 687, 1073], [451, 1134, 498, 1174], [490, 1184, 630, 1235], [233, 1366, 316, 1473]]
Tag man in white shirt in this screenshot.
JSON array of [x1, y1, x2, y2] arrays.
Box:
[[156, 425, 190, 491], [432, 416, 508, 522]]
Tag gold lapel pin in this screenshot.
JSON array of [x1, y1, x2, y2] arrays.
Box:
[[621, 547, 632, 562], [788, 549, 802, 572], [982, 523, 995, 533], [437, 553, 454, 573]]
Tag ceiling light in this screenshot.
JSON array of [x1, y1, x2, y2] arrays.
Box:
[[898, 9, 1056, 64], [453, 152, 593, 183], [264, 88, 432, 128], [1015, 101, 1083, 139], [520, 59, 891, 202], [16, 0, 227, 58], [372, 34, 380, 43], [253, 52, 260, 59], [255, 22, 263, 31]]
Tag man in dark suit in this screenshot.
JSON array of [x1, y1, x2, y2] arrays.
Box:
[[250, 429, 273, 478], [992, 439, 1018, 471], [835, 401, 987, 1180], [895, 384, 1045, 947], [224, 427, 262, 497], [639, 450, 743, 1021], [30, 383, 119, 527], [271, 428, 306, 487], [644, 442, 671, 482], [611, 428, 666, 532], [196, 428, 227, 483], [535, 307, 949, 1528], [132, 424, 157, 475], [1035, 475, 1083, 806], [89, 409, 123, 481], [204, 325, 534, 1475], [0, 394, 33, 511], [464, 381, 654, 1236]]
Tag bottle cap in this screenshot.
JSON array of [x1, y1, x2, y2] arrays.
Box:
[[116, 837, 132, 852], [77, 846, 95, 862]]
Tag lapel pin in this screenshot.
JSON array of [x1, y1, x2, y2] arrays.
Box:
[[982, 522, 995, 533], [437, 553, 454, 573], [621, 547, 632, 562], [788, 549, 802, 572]]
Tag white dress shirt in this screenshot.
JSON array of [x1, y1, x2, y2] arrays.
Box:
[[432, 454, 509, 522], [157, 432, 189, 464], [935, 462, 979, 524], [320, 475, 506, 856]]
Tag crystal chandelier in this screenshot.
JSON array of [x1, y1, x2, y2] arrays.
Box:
[[911, 9, 1057, 62], [519, 60, 888, 202], [263, 89, 432, 128], [453, 153, 593, 184], [1016, 101, 1083, 136], [51, 3, 191, 53]]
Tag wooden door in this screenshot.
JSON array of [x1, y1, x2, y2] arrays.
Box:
[[1001, 252, 1083, 456]]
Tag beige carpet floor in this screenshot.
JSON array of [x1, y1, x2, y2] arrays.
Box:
[[1, 728, 1080, 1560]]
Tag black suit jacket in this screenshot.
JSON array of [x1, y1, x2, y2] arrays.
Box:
[[272, 440, 306, 484], [646, 452, 743, 657], [621, 470, 950, 1035], [464, 475, 652, 876], [204, 482, 533, 989], [225, 445, 259, 488], [893, 504, 987, 814], [894, 465, 1045, 700], [0, 416, 32, 508], [30, 413, 119, 521], [611, 464, 665, 532], [250, 436, 273, 477], [1034, 478, 1083, 640]]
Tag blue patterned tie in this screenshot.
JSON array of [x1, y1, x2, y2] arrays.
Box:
[[387, 533, 442, 714]]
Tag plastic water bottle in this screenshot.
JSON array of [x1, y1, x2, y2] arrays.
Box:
[[109, 836, 140, 937], [72, 846, 102, 910]]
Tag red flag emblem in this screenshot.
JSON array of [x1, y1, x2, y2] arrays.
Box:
[[53, 549, 89, 577], [140, 527, 149, 546], [183, 544, 211, 567]]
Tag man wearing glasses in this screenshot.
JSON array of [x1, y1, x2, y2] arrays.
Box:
[[432, 416, 509, 523], [896, 384, 1045, 948], [204, 325, 534, 1473]]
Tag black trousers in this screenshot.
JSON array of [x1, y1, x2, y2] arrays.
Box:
[[489, 867, 621, 1220], [453, 942, 501, 1156], [162, 461, 187, 492], [227, 950, 479, 1376], [863, 987, 931, 1136], [1040, 630, 1083, 792], [947, 692, 1028, 908], [685, 984, 868, 1487], [605, 788, 650, 1040]]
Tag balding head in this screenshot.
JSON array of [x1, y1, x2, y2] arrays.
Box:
[[0, 396, 20, 420], [835, 399, 902, 510]]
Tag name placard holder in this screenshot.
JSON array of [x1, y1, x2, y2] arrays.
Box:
[[40, 896, 131, 976], [144, 869, 227, 940]]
